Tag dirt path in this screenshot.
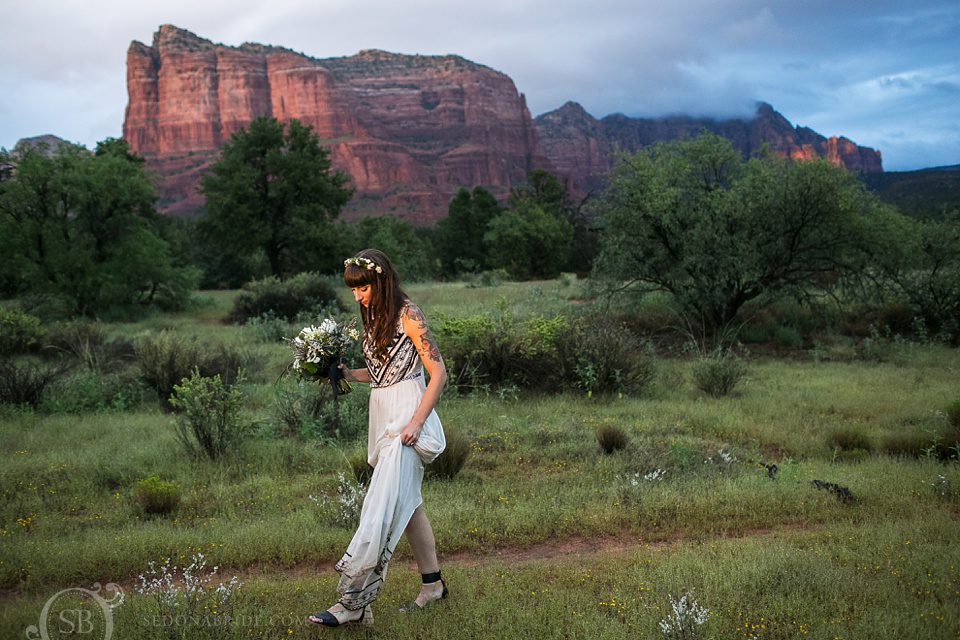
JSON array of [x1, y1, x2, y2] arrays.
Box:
[[1, 523, 816, 601]]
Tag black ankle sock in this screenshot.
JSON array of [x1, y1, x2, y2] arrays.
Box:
[[421, 571, 442, 584]]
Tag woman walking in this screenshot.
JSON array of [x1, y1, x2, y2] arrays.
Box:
[[308, 249, 448, 627]]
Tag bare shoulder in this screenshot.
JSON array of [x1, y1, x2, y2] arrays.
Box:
[[403, 301, 428, 325], [402, 301, 442, 363]]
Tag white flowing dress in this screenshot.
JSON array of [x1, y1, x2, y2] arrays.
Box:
[[334, 303, 446, 610]]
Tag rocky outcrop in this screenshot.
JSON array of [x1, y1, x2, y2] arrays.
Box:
[[534, 101, 883, 193], [123, 25, 546, 221], [125, 26, 882, 221]]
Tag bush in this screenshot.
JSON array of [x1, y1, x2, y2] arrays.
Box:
[[557, 316, 657, 395], [436, 310, 655, 395], [169, 370, 247, 460], [41, 370, 147, 413], [946, 400, 960, 430], [0, 359, 64, 407], [43, 321, 136, 371], [596, 425, 629, 454], [228, 272, 342, 324], [426, 428, 470, 480], [0, 308, 43, 356], [134, 476, 181, 515], [348, 450, 374, 486], [244, 312, 292, 343], [826, 428, 873, 453], [273, 380, 366, 442], [692, 352, 747, 397], [464, 270, 506, 288], [879, 430, 932, 457], [135, 332, 249, 410]]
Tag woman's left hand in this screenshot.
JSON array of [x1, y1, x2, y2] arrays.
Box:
[[399, 421, 423, 446]]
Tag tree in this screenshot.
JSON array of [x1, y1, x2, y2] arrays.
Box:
[[594, 133, 881, 338], [857, 210, 960, 337], [485, 199, 572, 280], [0, 138, 197, 316], [436, 186, 502, 274], [510, 169, 598, 274], [198, 118, 353, 285], [353, 216, 437, 281]]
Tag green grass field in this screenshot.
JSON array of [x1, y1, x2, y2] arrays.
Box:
[[2, 280, 959, 639]]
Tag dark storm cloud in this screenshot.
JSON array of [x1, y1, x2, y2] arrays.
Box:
[[0, 0, 957, 169]]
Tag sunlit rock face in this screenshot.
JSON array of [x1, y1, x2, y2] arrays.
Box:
[[123, 25, 547, 221]]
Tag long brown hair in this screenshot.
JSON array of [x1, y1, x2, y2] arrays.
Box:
[[343, 249, 408, 362]]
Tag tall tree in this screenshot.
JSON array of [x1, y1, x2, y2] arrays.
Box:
[[485, 198, 572, 280], [594, 132, 883, 338], [199, 118, 353, 285], [353, 216, 437, 281], [0, 139, 197, 316], [436, 186, 502, 274]]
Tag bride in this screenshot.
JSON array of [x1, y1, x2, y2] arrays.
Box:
[[308, 248, 449, 627]]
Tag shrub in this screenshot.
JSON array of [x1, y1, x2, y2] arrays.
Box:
[[596, 425, 629, 454], [169, 370, 247, 460], [464, 270, 506, 288], [43, 321, 136, 371], [40, 370, 147, 413], [879, 430, 931, 457], [228, 272, 342, 324], [273, 380, 366, 442], [946, 400, 960, 430], [244, 311, 291, 343], [557, 316, 657, 395], [134, 476, 181, 515], [135, 332, 250, 410], [0, 308, 43, 356], [426, 428, 470, 480], [826, 428, 873, 453], [0, 359, 64, 407], [692, 351, 747, 397], [436, 310, 655, 395], [348, 450, 374, 486]]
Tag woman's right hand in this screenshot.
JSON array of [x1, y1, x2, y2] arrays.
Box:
[[338, 364, 356, 382]]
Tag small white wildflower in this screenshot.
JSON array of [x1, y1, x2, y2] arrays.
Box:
[[644, 468, 666, 481]]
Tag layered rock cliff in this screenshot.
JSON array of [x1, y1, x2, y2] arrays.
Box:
[[123, 25, 546, 221], [534, 101, 883, 193], [124, 25, 882, 221]]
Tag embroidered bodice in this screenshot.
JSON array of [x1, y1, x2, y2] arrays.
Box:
[[362, 302, 422, 388]]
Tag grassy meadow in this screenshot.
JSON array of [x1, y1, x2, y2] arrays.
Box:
[[2, 279, 959, 639]]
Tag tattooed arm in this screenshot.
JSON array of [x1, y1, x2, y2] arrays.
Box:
[[399, 302, 448, 445]]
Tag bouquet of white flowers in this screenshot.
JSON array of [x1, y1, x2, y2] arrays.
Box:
[[285, 317, 360, 395]]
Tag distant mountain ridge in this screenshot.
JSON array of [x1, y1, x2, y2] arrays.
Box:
[[111, 25, 885, 221], [534, 101, 883, 194], [864, 166, 960, 220]]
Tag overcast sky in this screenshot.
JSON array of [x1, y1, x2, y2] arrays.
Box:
[[1, 0, 958, 171]]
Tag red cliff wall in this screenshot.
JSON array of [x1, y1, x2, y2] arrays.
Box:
[[123, 25, 547, 222]]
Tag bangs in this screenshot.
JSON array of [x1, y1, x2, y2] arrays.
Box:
[[344, 264, 375, 288]]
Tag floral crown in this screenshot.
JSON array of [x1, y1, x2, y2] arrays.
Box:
[[344, 256, 383, 274]]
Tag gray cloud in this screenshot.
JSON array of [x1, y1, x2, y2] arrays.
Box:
[[1, 0, 957, 170]]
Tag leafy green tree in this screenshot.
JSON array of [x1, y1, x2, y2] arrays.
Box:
[[436, 186, 502, 274], [594, 132, 882, 338], [198, 118, 353, 285], [510, 169, 598, 274], [353, 216, 437, 281], [485, 199, 572, 280], [857, 210, 960, 337], [0, 139, 197, 316]]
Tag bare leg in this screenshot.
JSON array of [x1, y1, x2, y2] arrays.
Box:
[[405, 505, 439, 574], [403, 505, 445, 607]]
